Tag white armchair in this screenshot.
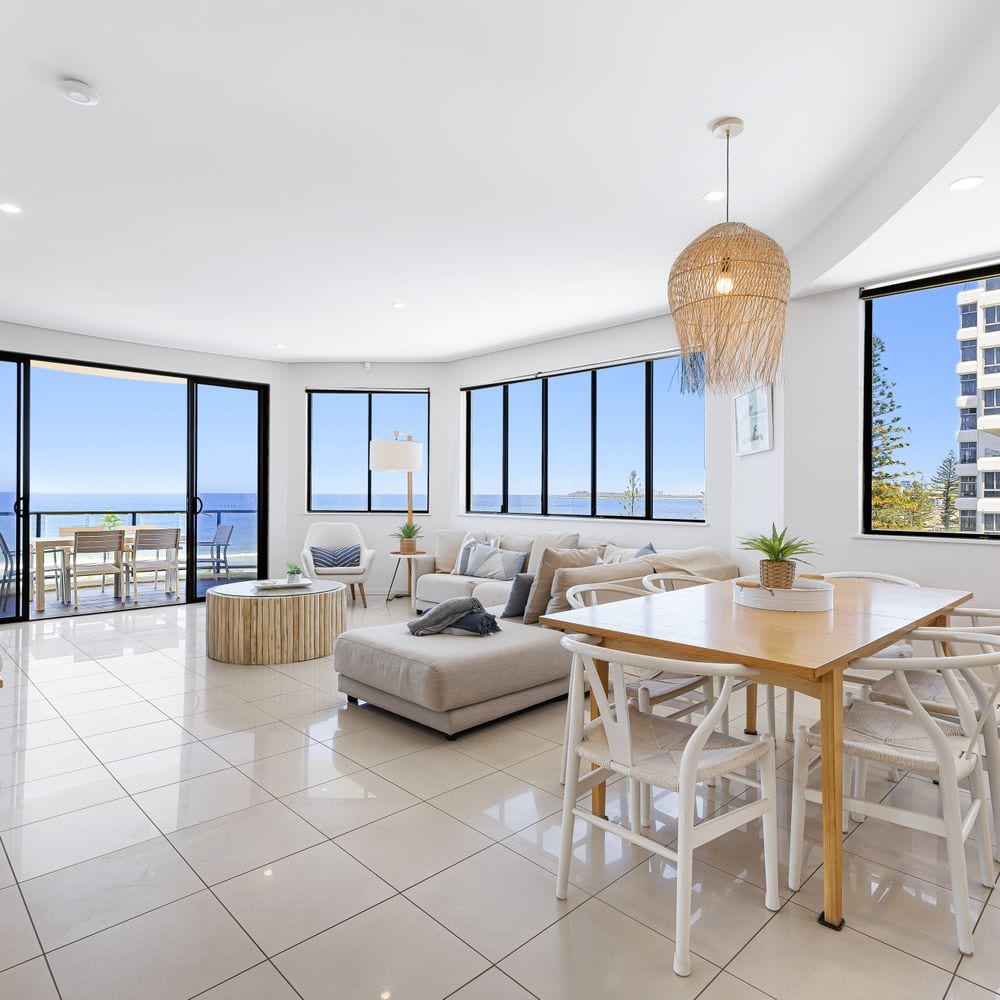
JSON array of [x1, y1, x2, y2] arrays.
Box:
[[301, 522, 376, 608]]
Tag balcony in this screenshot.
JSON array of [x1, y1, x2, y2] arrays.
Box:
[[956, 428, 978, 443], [977, 497, 1000, 513], [956, 394, 979, 408], [978, 456, 1000, 473], [956, 360, 978, 375], [980, 414, 1000, 432], [957, 496, 978, 511]]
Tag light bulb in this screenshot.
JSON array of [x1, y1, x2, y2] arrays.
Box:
[[715, 274, 734, 295]]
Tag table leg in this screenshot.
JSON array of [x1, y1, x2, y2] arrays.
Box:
[[743, 682, 758, 736], [384, 559, 401, 605], [590, 658, 610, 818], [818, 668, 845, 929], [35, 545, 46, 613]]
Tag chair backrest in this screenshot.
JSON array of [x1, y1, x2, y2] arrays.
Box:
[[133, 528, 181, 554], [59, 525, 96, 537], [73, 529, 124, 555], [566, 583, 646, 609], [560, 633, 756, 778], [642, 572, 717, 593], [303, 521, 365, 552], [0, 531, 11, 568], [211, 523, 234, 545], [822, 570, 919, 587]]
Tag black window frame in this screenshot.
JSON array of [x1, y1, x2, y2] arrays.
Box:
[[984, 472, 1000, 498], [960, 302, 978, 328], [306, 388, 430, 514], [463, 355, 705, 523], [960, 373, 978, 396], [985, 305, 1000, 333], [960, 442, 978, 464], [861, 262, 1000, 542], [960, 475, 978, 498], [984, 347, 1000, 374], [985, 513, 1000, 534], [960, 510, 978, 532], [961, 407, 978, 430], [960, 341, 978, 362], [985, 389, 1000, 415]]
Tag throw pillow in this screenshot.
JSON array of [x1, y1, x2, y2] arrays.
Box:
[[526, 531, 580, 575], [435, 529, 480, 573], [545, 558, 652, 615], [600, 542, 640, 565], [501, 573, 535, 618], [634, 542, 656, 557], [523, 547, 600, 625], [465, 542, 528, 581], [452, 531, 489, 575], [310, 544, 360, 568]]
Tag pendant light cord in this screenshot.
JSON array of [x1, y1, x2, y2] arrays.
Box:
[[725, 131, 730, 223]]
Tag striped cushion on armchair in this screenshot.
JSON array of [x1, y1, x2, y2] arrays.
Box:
[[311, 544, 361, 568]]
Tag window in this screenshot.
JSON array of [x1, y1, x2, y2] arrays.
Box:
[[865, 267, 1000, 539], [985, 513, 1000, 534], [465, 357, 705, 521], [986, 305, 1000, 333], [986, 278, 1000, 291], [308, 390, 429, 512], [985, 472, 1000, 498]]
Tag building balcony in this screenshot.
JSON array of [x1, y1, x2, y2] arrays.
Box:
[[978, 456, 1000, 473], [957, 289, 981, 305], [956, 360, 978, 375], [957, 496, 979, 511], [977, 497, 1000, 513], [957, 394, 979, 408], [957, 428, 978, 444], [982, 372, 1000, 391], [981, 331, 1000, 349], [979, 414, 1000, 432], [957, 328, 979, 341], [958, 462, 979, 477]]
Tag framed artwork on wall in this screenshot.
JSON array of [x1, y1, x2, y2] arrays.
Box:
[[735, 386, 773, 456]]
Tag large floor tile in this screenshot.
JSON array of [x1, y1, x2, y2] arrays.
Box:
[[0, 739, 99, 785], [0, 765, 126, 830], [598, 855, 778, 968], [46, 890, 263, 1000], [504, 745, 586, 797], [21, 836, 202, 950], [499, 897, 719, 999], [0, 883, 42, 971], [407, 843, 585, 961], [285, 702, 383, 742], [0, 850, 12, 889], [452, 722, 559, 768], [204, 720, 312, 766], [105, 741, 230, 794], [449, 969, 537, 1000], [2, 797, 160, 880], [134, 768, 272, 833], [0, 957, 60, 999], [176, 704, 276, 740], [218, 671, 307, 702], [957, 905, 1000, 992], [251, 688, 342, 721], [697, 972, 776, 999], [274, 895, 489, 1000], [431, 771, 564, 840], [44, 684, 145, 717], [84, 719, 195, 763], [372, 745, 494, 798], [148, 686, 247, 718], [505, 700, 570, 743], [168, 800, 324, 884], [0, 717, 77, 754], [796, 853, 981, 972], [728, 899, 953, 999], [336, 802, 491, 890], [61, 701, 169, 737], [0, 699, 61, 728], [329, 717, 443, 766], [238, 743, 360, 797], [213, 841, 394, 955], [281, 769, 420, 837], [194, 962, 299, 999]]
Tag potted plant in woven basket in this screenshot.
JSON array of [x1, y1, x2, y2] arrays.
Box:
[[391, 522, 422, 555], [739, 524, 818, 590]]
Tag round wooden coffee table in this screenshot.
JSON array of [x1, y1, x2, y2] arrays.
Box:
[[205, 581, 347, 664]]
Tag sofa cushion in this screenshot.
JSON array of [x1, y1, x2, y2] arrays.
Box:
[[545, 558, 652, 616], [310, 544, 360, 568], [334, 619, 572, 712], [643, 547, 739, 580], [453, 531, 493, 575], [577, 536, 610, 559], [472, 580, 513, 608], [466, 542, 528, 581], [501, 572, 534, 618], [433, 529, 485, 574], [496, 532, 535, 554], [526, 532, 580, 575], [523, 547, 600, 625], [601, 543, 640, 564], [415, 573, 480, 605]]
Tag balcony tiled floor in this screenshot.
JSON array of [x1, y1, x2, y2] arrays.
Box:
[[0, 598, 996, 999]]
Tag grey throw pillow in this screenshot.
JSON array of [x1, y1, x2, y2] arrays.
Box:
[[502, 573, 535, 618], [635, 542, 656, 557], [465, 542, 528, 581]]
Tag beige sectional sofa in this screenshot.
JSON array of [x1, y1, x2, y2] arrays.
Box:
[[334, 528, 738, 737]]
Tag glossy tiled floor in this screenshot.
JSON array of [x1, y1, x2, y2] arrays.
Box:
[[0, 599, 997, 999]]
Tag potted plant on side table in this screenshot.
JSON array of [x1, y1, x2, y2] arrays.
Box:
[[391, 522, 422, 556], [286, 562, 303, 585], [739, 523, 818, 590]]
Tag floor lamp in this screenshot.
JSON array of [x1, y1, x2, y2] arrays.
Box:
[[369, 433, 424, 529]]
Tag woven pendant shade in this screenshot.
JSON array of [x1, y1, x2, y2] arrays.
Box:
[[668, 220, 790, 393]]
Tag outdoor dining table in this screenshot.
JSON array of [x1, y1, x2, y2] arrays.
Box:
[[539, 576, 971, 932]]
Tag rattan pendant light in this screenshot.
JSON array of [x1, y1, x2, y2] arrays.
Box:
[[668, 117, 790, 393]]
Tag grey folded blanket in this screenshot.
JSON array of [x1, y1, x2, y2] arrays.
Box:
[[408, 597, 500, 637], [443, 611, 501, 637]]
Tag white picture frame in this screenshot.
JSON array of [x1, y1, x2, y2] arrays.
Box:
[[735, 386, 773, 456]]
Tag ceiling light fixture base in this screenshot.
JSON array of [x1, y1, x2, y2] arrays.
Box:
[[59, 78, 100, 106], [710, 116, 744, 140]]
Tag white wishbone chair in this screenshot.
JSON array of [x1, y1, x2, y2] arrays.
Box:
[[557, 634, 780, 977], [788, 629, 1000, 956]]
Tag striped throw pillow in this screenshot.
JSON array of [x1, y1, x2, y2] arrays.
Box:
[[311, 544, 361, 568]]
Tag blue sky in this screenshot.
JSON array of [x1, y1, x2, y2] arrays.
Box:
[[873, 282, 968, 479]]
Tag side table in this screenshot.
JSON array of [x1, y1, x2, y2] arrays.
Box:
[[385, 551, 426, 609]]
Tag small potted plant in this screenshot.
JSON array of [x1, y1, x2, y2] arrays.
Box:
[[286, 561, 303, 585], [739, 523, 818, 590], [100, 512, 122, 530], [391, 522, 422, 555]]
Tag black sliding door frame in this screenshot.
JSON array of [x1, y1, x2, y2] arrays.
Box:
[[0, 353, 29, 622]]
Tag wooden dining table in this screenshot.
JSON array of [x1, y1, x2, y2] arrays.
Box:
[[539, 576, 972, 931]]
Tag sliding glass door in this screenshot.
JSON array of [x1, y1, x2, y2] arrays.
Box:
[[0, 358, 25, 623], [189, 380, 268, 599]]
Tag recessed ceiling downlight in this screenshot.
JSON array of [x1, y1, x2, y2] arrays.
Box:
[[391, 302, 406, 309], [59, 78, 99, 106], [703, 190, 725, 202], [0, 203, 22, 215], [948, 175, 984, 192]]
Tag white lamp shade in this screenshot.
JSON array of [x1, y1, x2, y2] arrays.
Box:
[[369, 438, 423, 472]]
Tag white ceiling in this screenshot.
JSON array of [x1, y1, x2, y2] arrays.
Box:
[[0, 0, 997, 362]]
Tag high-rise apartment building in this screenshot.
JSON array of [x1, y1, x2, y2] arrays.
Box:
[[956, 277, 1000, 534]]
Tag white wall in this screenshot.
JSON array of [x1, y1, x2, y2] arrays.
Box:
[[0, 319, 289, 577]]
